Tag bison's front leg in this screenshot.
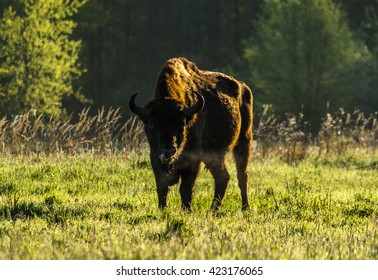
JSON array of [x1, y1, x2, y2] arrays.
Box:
[[179, 161, 201, 211], [157, 185, 169, 209], [206, 159, 230, 211]]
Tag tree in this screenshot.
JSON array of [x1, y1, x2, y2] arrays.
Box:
[[335, 0, 378, 51], [335, 0, 378, 114], [245, 0, 365, 128], [0, 0, 87, 117]]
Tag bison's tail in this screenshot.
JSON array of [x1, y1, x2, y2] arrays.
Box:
[[238, 83, 253, 147]]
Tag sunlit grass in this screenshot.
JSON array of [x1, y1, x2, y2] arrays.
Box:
[[0, 152, 377, 259]]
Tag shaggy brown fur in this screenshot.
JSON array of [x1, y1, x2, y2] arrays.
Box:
[[129, 57, 253, 211]]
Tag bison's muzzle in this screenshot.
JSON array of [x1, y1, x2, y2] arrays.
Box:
[[159, 147, 177, 164]]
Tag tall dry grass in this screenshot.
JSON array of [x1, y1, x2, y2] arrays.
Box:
[[0, 107, 377, 161], [254, 105, 311, 162], [318, 109, 378, 155], [0, 108, 145, 155], [254, 106, 378, 162]]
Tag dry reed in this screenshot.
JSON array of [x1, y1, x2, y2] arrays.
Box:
[[0, 108, 145, 155], [0, 107, 376, 161], [254, 106, 377, 162]]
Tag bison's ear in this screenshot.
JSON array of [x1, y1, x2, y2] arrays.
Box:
[[183, 91, 204, 117], [129, 93, 149, 121]]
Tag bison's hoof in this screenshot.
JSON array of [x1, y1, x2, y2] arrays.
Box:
[[242, 204, 250, 211], [181, 205, 192, 213], [210, 203, 220, 212]]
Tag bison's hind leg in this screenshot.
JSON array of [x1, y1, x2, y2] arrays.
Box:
[[233, 142, 251, 211], [233, 96, 253, 210]]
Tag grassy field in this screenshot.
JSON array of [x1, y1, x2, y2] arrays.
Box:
[[0, 151, 377, 259]]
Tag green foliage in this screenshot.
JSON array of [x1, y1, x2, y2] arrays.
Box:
[[346, 49, 378, 114], [0, 0, 87, 117], [245, 0, 365, 127], [0, 153, 377, 259], [335, 0, 378, 51]]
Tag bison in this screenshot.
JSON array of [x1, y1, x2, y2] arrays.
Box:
[[129, 57, 253, 211]]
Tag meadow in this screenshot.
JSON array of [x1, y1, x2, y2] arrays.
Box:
[[0, 151, 377, 259], [0, 109, 377, 259]]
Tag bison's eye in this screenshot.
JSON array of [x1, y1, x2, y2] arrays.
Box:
[[149, 123, 156, 132]]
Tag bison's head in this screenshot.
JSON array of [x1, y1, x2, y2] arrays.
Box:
[[129, 92, 204, 165]]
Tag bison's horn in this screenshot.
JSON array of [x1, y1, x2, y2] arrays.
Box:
[[184, 91, 204, 117], [129, 93, 148, 118]]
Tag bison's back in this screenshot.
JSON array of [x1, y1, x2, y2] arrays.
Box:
[[155, 58, 242, 102]]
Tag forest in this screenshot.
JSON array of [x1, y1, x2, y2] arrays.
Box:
[[0, 0, 377, 133]]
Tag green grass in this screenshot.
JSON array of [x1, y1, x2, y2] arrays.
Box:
[[0, 152, 377, 259]]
